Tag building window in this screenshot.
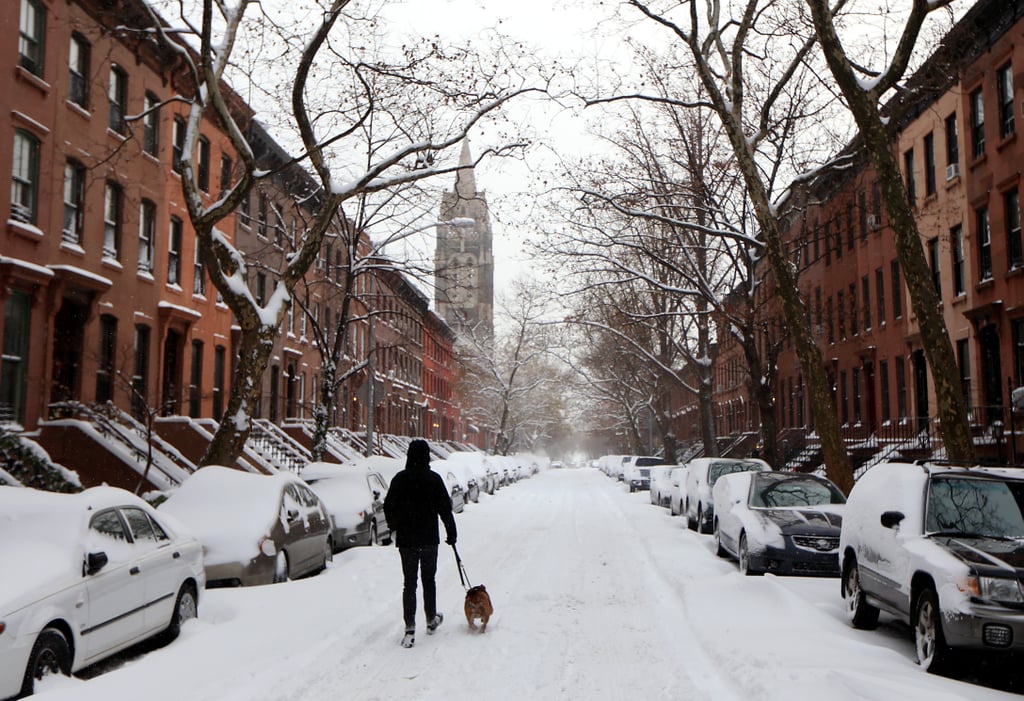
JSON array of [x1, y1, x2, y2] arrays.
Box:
[[853, 367, 861, 424], [834, 216, 842, 260], [840, 370, 848, 425], [951, 224, 965, 296], [220, 154, 232, 193], [876, 267, 885, 325], [132, 325, 150, 419], [957, 338, 971, 411], [258, 192, 269, 238], [837, 289, 845, 340], [213, 345, 225, 421], [945, 112, 959, 170], [255, 273, 266, 306], [824, 222, 831, 266], [849, 283, 858, 336], [193, 239, 206, 296], [896, 356, 907, 421], [269, 365, 279, 422], [879, 360, 890, 424], [108, 66, 127, 134], [168, 216, 182, 285], [846, 203, 855, 250], [69, 34, 90, 107], [977, 206, 992, 281], [19, 0, 45, 76], [188, 340, 203, 418], [998, 62, 1015, 139], [143, 92, 160, 156], [11, 130, 39, 224], [814, 288, 822, 336], [1015, 320, 1024, 387], [1007, 190, 1022, 270], [970, 87, 985, 159], [103, 182, 122, 260], [0, 291, 32, 424], [197, 136, 210, 192], [862, 276, 871, 331], [239, 192, 251, 226], [62, 160, 85, 244], [138, 200, 156, 274], [891, 259, 902, 319], [97, 315, 117, 403], [927, 237, 941, 300], [924, 132, 936, 197], [903, 148, 915, 206], [172, 116, 186, 174]]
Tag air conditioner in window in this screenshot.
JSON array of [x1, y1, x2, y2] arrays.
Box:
[[866, 214, 880, 230], [945, 163, 960, 181]]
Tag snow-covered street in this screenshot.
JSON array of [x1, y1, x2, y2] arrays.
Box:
[[29, 468, 1022, 700]]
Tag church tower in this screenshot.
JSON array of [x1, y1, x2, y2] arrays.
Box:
[[435, 140, 494, 343]]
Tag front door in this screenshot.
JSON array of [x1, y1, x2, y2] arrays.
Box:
[[980, 324, 1004, 426], [50, 298, 87, 405], [161, 329, 182, 416]]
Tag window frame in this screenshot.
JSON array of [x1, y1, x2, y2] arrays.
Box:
[[108, 65, 127, 134], [11, 129, 40, 224], [138, 199, 156, 274], [102, 181, 123, 260], [69, 33, 90, 108], [62, 159, 85, 244], [970, 86, 985, 159], [168, 216, 183, 286], [998, 62, 1015, 140], [143, 92, 160, 156], [19, 0, 45, 77]]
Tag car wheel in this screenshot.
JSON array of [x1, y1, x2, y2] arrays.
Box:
[[273, 551, 290, 584], [713, 520, 727, 557], [739, 533, 761, 576], [697, 504, 709, 534], [165, 583, 198, 641], [686, 501, 697, 531], [323, 538, 333, 568], [370, 523, 379, 546], [843, 559, 880, 630], [915, 587, 953, 673], [21, 627, 71, 697]]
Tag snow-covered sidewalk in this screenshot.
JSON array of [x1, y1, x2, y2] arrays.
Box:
[[31, 468, 1019, 700]]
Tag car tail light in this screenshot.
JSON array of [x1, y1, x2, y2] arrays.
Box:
[[0, 622, 5, 636], [983, 624, 1013, 648]]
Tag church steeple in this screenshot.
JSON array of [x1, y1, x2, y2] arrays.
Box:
[[454, 139, 477, 200]]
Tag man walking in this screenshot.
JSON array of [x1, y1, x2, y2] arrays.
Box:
[[383, 439, 457, 648]]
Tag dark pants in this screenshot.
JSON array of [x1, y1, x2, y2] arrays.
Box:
[[399, 545, 438, 630]]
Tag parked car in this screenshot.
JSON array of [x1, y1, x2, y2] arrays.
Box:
[[649, 466, 677, 508], [0, 486, 204, 699], [668, 466, 690, 516], [431, 460, 467, 513], [300, 462, 392, 550], [684, 457, 772, 533], [160, 466, 332, 587], [712, 471, 846, 576], [446, 461, 481, 504], [623, 456, 670, 492], [839, 461, 1024, 673]]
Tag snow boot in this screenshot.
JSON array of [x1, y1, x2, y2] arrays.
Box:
[[401, 629, 415, 648], [427, 613, 444, 634]]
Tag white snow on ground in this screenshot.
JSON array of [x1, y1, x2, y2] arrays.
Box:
[[28, 468, 1020, 701]]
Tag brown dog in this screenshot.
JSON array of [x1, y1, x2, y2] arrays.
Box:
[[464, 584, 494, 632]]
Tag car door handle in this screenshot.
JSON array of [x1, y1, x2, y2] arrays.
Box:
[[172, 552, 181, 559], [130, 566, 140, 575]]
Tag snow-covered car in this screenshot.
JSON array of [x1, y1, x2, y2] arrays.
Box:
[[446, 461, 481, 504], [649, 466, 677, 507], [840, 461, 1024, 673], [668, 466, 690, 516], [160, 466, 332, 587], [0, 486, 204, 700], [448, 452, 495, 495], [300, 462, 392, 550], [712, 471, 846, 576], [684, 457, 772, 533], [431, 460, 466, 513], [623, 456, 670, 492]]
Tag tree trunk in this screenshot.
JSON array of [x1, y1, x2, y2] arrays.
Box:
[[742, 332, 779, 468]]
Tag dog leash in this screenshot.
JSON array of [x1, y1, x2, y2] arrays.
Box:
[[451, 544, 472, 591]]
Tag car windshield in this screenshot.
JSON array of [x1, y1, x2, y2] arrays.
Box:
[[636, 458, 665, 467], [751, 478, 846, 508], [926, 477, 1024, 539], [708, 461, 762, 487]]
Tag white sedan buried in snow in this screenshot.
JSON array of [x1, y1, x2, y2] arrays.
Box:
[[0, 486, 204, 699]]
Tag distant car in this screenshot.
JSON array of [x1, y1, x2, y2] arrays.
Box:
[[713, 471, 846, 576], [684, 457, 772, 533], [446, 461, 481, 504], [840, 461, 1024, 673], [623, 456, 670, 492], [551, 461, 564, 469], [300, 462, 393, 550], [649, 466, 676, 508], [668, 466, 690, 516], [0, 486, 204, 700], [160, 466, 332, 587], [431, 460, 467, 513]]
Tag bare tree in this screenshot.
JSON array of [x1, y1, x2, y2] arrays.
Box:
[[140, 0, 536, 465], [616, 0, 855, 491], [803, 0, 974, 462]]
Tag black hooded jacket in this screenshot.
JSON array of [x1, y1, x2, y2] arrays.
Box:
[[383, 442, 457, 548]]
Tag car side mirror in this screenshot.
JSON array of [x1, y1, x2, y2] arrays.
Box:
[[880, 511, 905, 529], [287, 508, 300, 522], [373, 490, 381, 500], [85, 551, 108, 576]]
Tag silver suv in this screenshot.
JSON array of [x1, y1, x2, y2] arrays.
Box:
[[839, 461, 1024, 673]]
